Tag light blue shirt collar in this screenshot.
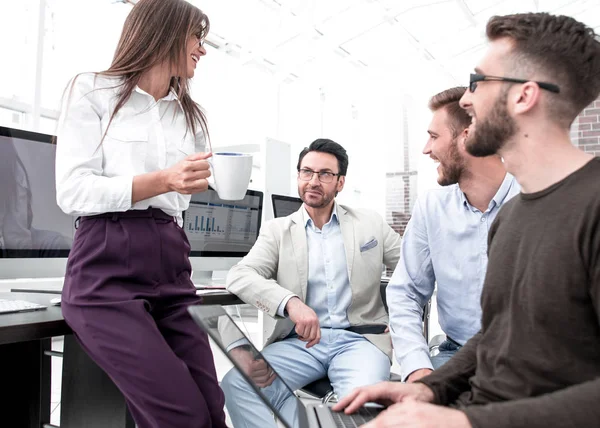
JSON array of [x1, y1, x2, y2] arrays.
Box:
[[302, 203, 339, 230], [459, 173, 517, 213]]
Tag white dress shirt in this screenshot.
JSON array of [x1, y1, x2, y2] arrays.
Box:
[[56, 73, 206, 225]]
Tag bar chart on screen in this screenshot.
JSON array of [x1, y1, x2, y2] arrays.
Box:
[[185, 202, 258, 241], [187, 212, 225, 234]]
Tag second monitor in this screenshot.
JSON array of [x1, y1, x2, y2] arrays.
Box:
[[183, 187, 263, 284], [271, 194, 303, 218]]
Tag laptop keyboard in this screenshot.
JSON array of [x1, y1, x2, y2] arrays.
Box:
[[0, 299, 47, 314], [331, 406, 383, 428]]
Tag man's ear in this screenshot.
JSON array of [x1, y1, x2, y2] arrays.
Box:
[[337, 175, 345, 193], [513, 81, 542, 115], [458, 128, 469, 151]]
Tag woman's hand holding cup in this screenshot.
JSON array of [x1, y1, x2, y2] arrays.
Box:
[[164, 152, 213, 194]]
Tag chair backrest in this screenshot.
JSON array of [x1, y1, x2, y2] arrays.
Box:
[[380, 278, 389, 312]]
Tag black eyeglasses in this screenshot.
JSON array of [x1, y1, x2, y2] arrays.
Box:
[[298, 168, 341, 183], [469, 73, 560, 94]]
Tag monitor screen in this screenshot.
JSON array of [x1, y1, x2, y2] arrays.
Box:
[[0, 126, 76, 259], [183, 188, 263, 257], [271, 194, 303, 218]]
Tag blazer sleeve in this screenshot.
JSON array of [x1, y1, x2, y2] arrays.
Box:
[[226, 220, 296, 318], [381, 216, 402, 271]]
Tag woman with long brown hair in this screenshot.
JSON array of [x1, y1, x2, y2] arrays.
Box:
[[55, 0, 226, 426]]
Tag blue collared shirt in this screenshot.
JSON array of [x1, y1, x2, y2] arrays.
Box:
[[388, 173, 520, 380], [303, 205, 352, 328], [277, 205, 352, 328]]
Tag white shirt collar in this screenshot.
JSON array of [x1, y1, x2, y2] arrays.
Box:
[[133, 85, 180, 104]]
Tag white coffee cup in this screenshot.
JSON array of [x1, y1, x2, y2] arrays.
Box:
[[206, 152, 253, 201]]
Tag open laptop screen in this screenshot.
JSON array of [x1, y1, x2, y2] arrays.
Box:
[[187, 305, 305, 428]]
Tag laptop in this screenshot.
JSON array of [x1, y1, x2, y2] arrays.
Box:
[[187, 305, 384, 428]]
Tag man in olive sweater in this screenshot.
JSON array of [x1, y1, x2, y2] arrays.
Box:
[[333, 12, 600, 428]]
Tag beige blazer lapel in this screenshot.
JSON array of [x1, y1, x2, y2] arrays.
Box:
[[290, 209, 308, 300], [338, 204, 355, 282]]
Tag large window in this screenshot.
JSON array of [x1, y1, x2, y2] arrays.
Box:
[[0, 0, 39, 130], [2, 0, 599, 220]]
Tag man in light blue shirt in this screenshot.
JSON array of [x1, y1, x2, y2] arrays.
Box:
[[387, 87, 520, 383], [223, 139, 401, 428]]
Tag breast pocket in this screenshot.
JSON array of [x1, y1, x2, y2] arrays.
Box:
[[359, 240, 383, 277], [177, 133, 195, 159], [163, 124, 196, 166], [103, 127, 148, 173]]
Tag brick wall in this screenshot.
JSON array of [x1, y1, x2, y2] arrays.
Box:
[[571, 97, 600, 156]]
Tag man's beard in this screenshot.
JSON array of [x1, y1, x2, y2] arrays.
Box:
[[466, 89, 517, 157], [300, 186, 336, 208], [438, 138, 465, 186]]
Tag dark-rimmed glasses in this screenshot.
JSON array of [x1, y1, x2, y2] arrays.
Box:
[[298, 168, 341, 183], [469, 73, 560, 94]]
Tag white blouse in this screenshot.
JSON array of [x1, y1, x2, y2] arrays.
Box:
[[56, 73, 206, 225]]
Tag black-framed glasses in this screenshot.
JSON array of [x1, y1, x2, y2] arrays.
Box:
[[469, 73, 560, 94], [298, 168, 341, 183]]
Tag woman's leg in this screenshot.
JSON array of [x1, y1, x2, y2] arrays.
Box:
[[153, 287, 227, 428], [62, 210, 225, 428], [152, 213, 227, 427], [63, 300, 214, 428]]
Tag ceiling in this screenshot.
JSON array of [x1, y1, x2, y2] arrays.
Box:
[[192, 0, 600, 97]]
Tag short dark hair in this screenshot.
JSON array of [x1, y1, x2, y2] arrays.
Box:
[[296, 138, 349, 176], [428, 86, 470, 138], [486, 13, 600, 127]]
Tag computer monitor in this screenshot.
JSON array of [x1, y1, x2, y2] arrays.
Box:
[[271, 194, 303, 218], [0, 126, 76, 280], [183, 187, 263, 283]]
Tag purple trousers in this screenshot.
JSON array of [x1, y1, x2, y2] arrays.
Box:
[[62, 208, 226, 428]]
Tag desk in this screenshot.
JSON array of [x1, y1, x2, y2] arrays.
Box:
[[0, 292, 70, 428], [1, 290, 243, 427], [10, 285, 244, 306]]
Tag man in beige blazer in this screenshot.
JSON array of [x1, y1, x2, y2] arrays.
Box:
[[221, 139, 401, 428]]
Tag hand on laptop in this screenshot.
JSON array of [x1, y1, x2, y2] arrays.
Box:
[[286, 297, 321, 348], [229, 346, 276, 388], [361, 397, 471, 428], [332, 381, 434, 414]]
